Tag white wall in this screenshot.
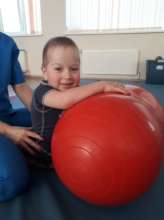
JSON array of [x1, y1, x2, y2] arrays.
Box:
[[14, 0, 164, 80]]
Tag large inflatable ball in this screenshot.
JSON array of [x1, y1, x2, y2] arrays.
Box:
[[126, 85, 164, 161], [51, 85, 164, 206], [126, 85, 164, 127]]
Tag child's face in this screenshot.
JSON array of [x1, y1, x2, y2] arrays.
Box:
[[42, 46, 80, 91]]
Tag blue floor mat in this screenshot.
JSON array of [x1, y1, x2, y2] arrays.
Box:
[[0, 166, 164, 220]]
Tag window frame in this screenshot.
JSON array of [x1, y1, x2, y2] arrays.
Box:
[[0, 0, 42, 37]]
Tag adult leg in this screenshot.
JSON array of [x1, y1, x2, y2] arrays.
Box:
[[0, 108, 31, 202], [0, 134, 29, 202]]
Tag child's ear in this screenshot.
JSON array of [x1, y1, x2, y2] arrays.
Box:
[[42, 66, 48, 80]]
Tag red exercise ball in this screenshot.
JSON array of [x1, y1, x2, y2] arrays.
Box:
[[126, 85, 164, 162], [51, 86, 163, 206], [125, 84, 164, 127]]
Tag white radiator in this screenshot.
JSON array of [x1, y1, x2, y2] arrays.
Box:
[[81, 49, 139, 80]]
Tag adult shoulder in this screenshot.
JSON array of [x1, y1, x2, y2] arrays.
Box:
[[0, 32, 16, 46]]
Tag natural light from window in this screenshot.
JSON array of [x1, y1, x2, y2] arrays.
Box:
[[66, 0, 164, 34], [0, 0, 42, 35]]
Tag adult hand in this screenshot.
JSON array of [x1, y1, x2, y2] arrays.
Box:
[[4, 125, 43, 154]]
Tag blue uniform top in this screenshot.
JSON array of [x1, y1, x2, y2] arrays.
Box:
[[0, 32, 25, 116]]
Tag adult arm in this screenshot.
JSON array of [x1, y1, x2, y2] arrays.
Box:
[[13, 82, 33, 110], [11, 39, 32, 110]]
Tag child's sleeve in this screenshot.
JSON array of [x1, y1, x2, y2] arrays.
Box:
[[33, 84, 54, 109]]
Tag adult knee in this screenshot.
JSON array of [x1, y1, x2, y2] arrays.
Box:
[[0, 135, 29, 202]]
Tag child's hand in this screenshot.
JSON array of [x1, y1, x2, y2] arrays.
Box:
[[104, 82, 131, 95]]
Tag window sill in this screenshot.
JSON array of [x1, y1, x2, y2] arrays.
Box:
[[65, 29, 164, 36], [6, 33, 43, 37]]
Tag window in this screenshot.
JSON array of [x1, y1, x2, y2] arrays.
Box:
[[0, 0, 41, 35], [66, 0, 164, 34]]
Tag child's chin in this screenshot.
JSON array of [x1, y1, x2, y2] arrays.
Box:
[[60, 84, 77, 91]]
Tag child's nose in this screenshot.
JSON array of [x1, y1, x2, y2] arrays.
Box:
[[63, 69, 71, 78]]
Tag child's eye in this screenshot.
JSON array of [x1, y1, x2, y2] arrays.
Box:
[[71, 67, 79, 71], [55, 67, 62, 71]]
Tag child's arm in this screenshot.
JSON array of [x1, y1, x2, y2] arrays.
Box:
[[43, 81, 129, 109]]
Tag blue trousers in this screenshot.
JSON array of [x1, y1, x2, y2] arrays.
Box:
[[0, 108, 31, 202]]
